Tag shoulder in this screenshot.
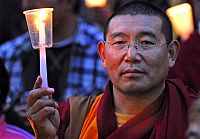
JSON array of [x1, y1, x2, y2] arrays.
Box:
[[68, 96, 96, 107], [58, 96, 96, 118], [0, 33, 30, 59], [78, 17, 101, 34], [76, 17, 103, 42], [57, 96, 96, 139], [166, 79, 198, 104]]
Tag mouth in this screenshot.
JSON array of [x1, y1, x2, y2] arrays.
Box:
[[122, 69, 146, 77]]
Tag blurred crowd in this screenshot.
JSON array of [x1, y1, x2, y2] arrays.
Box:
[[1, 0, 200, 138]]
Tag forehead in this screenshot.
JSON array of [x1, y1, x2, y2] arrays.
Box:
[[107, 15, 163, 39]]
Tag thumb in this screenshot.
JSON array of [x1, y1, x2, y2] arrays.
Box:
[[33, 76, 42, 89]]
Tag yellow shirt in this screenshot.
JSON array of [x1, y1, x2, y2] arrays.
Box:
[[115, 112, 134, 127]]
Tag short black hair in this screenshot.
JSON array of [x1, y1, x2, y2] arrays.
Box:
[[0, 58, 9, 113], [103, 0, 173, 43]]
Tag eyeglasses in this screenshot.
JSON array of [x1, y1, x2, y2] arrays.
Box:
[[104, 40, 168, 53]]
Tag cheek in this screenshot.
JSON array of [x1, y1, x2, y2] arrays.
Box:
[[146, 51, 169, 75], [104, 51, 124, 73], [105, 57, 116, 71]]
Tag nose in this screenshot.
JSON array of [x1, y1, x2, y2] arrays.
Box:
[[124, 43, 142, 63]]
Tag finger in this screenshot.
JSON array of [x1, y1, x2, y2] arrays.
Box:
[[26, 99, 58, 116], [27, 106, 58, 129], [27, 88, 55, 107], [32, 76, 52, 99], [33, 76, 42, 89], [49, 110, 60, 129]]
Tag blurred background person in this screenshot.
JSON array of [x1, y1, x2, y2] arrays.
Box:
[[0, 0, 26, 44], [83, 0, 125, 30], [168, 0, 200, 92], [0, 0, 108, 133], [83, 0, 170, 31], [0, 57, 34, 139], [187, 96, 200, 139]]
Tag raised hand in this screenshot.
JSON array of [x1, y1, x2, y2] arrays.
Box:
[[26, 76, 60, 139]]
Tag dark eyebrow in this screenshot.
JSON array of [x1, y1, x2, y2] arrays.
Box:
[[137, 31, 156, 38], [110, 31, 156, 39], [111, 32, 127, 39]]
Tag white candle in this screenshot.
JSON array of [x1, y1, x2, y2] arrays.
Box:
[[39, 22, 46, 45], [23, 8, 53, 90], [39, 22, 48, 88]]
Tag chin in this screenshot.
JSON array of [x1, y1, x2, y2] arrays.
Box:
[[116, 81, 145, 95]]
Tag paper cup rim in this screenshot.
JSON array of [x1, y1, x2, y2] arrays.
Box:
[[23, 8, 54, 15]]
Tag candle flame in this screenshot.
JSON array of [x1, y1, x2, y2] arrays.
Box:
[[38, 11, 48, 22], [35, 11, 47, 31]]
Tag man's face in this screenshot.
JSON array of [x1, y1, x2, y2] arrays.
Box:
[[22, 0, 68, 27], [100, 15, 171, 95]]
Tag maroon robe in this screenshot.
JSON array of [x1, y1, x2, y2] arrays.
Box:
[[57, 79, 197, 139]]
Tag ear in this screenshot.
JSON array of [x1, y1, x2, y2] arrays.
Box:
[[98, 41, 107, 69], [168, 40, 180, 67]]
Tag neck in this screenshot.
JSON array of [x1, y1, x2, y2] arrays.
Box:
[[113, 82, 165, 115], [53, 13, 77, 43]]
